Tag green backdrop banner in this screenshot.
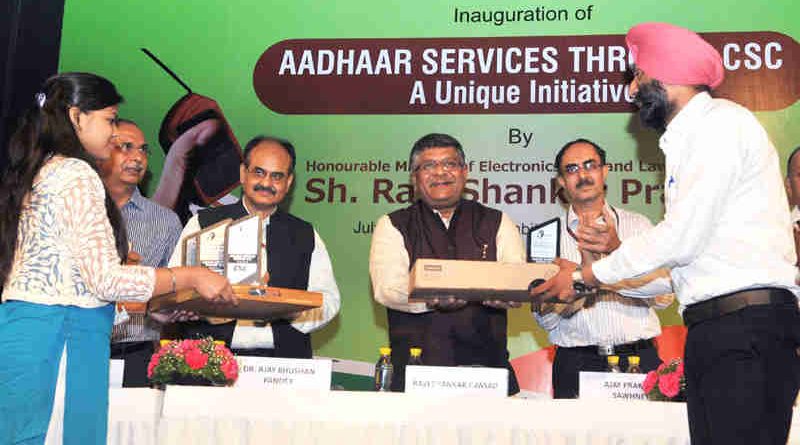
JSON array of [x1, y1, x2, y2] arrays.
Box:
[[60, 0, 800, 366]]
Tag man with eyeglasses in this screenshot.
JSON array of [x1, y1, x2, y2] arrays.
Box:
[[370, 133, 526, 393], [533, 138, 673, 398], [98, 119, 183, 387], [531, 23, 799, 444], [168, 136, 341, 359]]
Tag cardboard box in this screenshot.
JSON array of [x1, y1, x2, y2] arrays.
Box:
[[410, 259, 559, 302]]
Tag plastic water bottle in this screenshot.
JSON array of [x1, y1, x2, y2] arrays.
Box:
[[607, 355, 621, 373], [626, 355, 642, 373], [408, 347, 423, 366], [374, 347, 393, 391]]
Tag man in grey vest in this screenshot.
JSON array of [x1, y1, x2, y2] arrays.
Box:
[[168, 136, 341, 358], [370, 133, 526, 393]]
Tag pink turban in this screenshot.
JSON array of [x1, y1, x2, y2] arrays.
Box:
[[626, 22, 725, 89]]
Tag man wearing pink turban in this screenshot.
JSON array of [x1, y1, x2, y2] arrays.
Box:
[[531, 22, 799, 444]]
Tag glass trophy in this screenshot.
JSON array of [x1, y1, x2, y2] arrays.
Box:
[[195, 218, 231, 275], [224, 214, 262, 284]]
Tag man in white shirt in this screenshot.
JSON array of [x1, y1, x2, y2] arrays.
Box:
[[785, 146, 800, 263], [534, 138, 673, 398], [369, 133, 526, 393], [532, 23, 800, 444], [168, 136, 341, 358]]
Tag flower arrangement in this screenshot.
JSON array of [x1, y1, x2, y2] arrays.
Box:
[[642, 358, 686, 401], [148, 337, 239, 386]]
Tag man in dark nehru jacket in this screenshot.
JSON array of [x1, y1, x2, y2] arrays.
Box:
[[531, 23, 800, 444], [169, 136, 340, 358], [370, 133, 526, 394]]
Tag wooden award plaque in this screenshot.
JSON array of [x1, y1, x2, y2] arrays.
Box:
[[147, 285, 322, 320], [409, 259, 559, 302]]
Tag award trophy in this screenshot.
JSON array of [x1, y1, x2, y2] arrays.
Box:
[[194, 219, 231, 275], [224, 214, 262, 284], [527, 217, 560, 264], [147, 215, 321, 320]]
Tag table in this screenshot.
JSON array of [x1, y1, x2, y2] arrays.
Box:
[[104, 387, 800, 444]]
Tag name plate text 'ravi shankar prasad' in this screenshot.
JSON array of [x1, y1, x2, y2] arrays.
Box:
[[234, 356, 332, 391], [405, 365, 508, 397]]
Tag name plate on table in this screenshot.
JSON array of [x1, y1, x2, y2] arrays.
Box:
[[234, 356, 332, 390], [409, 259, 559, 302], [405, 365, 508, 397], [579, 371, 647, 401]]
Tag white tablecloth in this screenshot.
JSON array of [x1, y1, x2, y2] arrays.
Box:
[[106, 387, 800, 445], [108, 389, 163, 445]]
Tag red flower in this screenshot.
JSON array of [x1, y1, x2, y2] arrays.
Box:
[[643, 370, 658, 394], [221, 359, 238, 381], [658, 371, 681, 398], [185, 347, 209, 370], [149, 337, 238, 386]]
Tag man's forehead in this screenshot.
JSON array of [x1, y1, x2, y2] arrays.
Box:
[[562, 143, 600, 162], [418, 146, 460, 159], [116, 123, 146, 143], [248, 142, 292, 169]]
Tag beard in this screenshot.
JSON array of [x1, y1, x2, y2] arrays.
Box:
[[634, 80, 675, 131]]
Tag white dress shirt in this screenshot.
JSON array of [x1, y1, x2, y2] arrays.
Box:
[[593, 92, 799, 310], [370, 211, 526, 313], [534, 204, 672, 347], [169, 207, 341, 349]]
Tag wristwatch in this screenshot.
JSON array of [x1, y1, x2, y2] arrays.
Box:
[[571, 265, 595, 294]]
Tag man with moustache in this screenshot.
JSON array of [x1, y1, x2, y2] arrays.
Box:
[[534, 138, 673, 398], [169, 136, 341, 358], [531, 23, 799, 444], [370, 133, 526, 393], [98, 119, 183, 387]]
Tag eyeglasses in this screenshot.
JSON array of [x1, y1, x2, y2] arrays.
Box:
[[246, 166, 289, 181], [563, 159, 602, 175], [414, 158, 465, 173], [116, 141, 150, 155]]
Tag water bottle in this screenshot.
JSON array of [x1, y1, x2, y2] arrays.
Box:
[[408, 347, 423, 366], [607, 355, 621, 373], [626, 355, 642, 373], [374, 347, 393, 391]]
